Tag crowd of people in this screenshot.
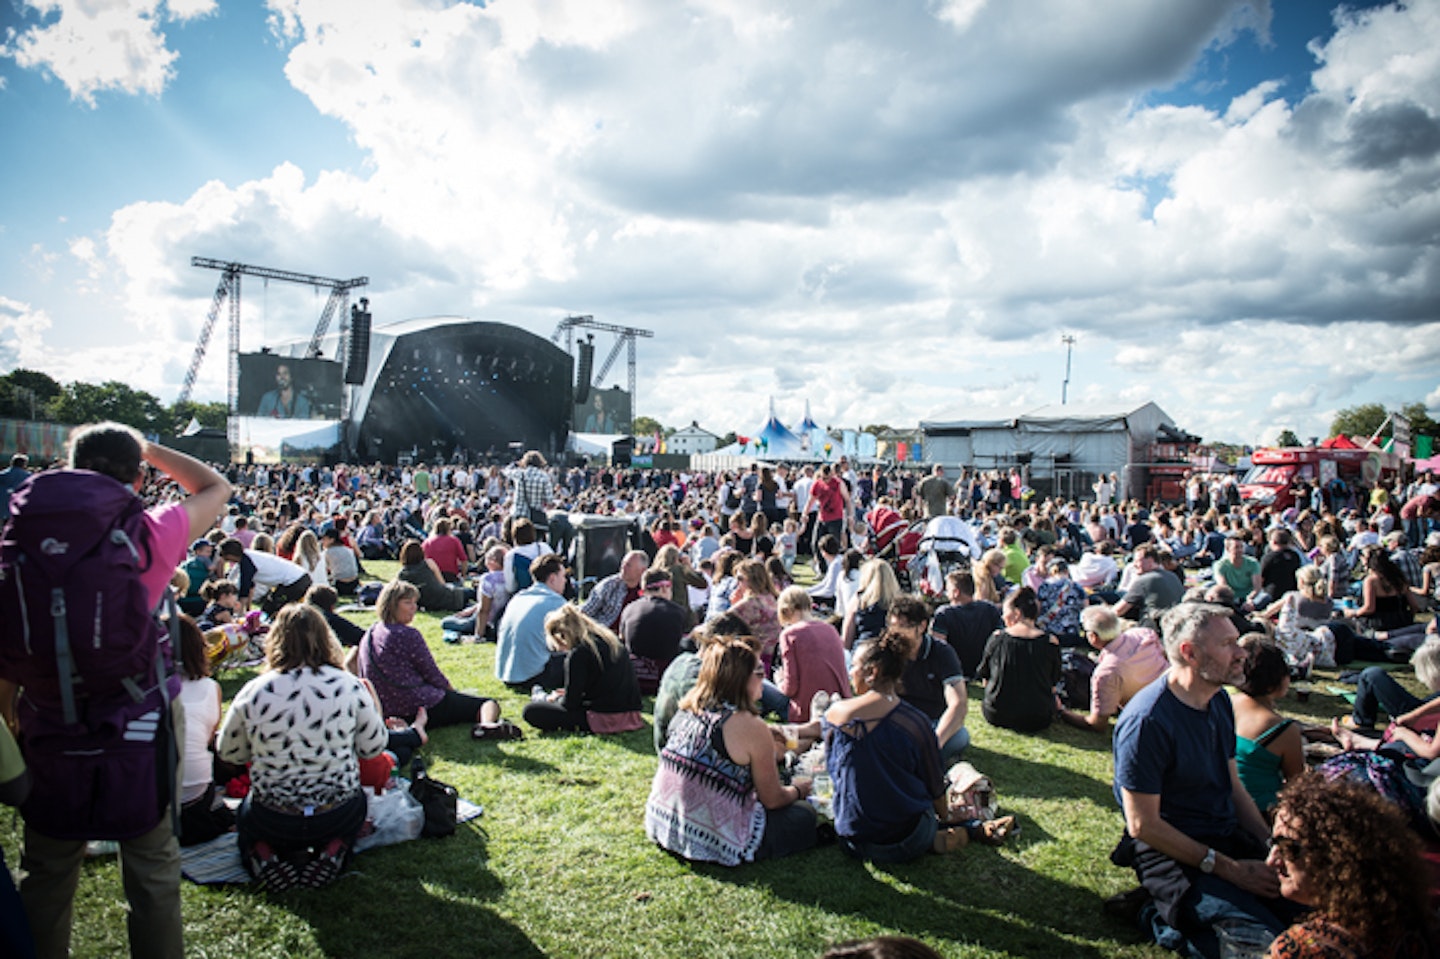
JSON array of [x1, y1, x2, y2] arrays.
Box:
[[1, 433, 1439, 958]]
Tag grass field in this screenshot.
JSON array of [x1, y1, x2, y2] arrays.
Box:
[[3, 561, 1425, 958]]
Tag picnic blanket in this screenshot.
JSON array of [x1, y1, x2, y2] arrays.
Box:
[[179, 779, 483, 885]]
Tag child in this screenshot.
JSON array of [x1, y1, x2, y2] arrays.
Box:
[[779, 517, 799, 574]]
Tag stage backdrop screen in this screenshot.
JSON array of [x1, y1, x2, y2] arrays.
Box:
[[573, 387, 632, 435], [238, 353, 343, 420]]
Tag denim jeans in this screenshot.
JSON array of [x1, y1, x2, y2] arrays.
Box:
[[939, 724, 971, 765], [759, 681, 790, 720], [1352, 666, 1434, 726], [840, 812, 937, 864], [1173, 872, 1292, 959]]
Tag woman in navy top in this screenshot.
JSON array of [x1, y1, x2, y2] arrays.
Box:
[[824, 632, 1015, 862]]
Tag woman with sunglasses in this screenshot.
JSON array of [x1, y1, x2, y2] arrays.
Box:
[[1265, 774, 1435, 958]]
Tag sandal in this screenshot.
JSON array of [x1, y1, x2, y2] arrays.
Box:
[[969, 815, 1017, 847], [471, 720, 525, 741]]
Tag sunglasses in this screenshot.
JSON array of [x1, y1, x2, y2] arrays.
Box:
[[1268, 835, 1304, 859]]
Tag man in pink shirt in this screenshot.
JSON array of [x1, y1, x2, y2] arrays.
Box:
[[1058, 605, 1168, 733]]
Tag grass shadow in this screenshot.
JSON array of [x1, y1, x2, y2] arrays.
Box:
[[278, 830, 548, 959], [724, 843, 1142, 958]]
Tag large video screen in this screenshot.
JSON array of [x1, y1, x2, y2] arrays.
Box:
[[237, 353, 343, 420], [235, 417, 340, 465], [573, 387, 631, 435]]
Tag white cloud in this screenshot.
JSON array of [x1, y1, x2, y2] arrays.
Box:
[[0, 296, 54, 369], [3, 0, 216, 105], [13, 0, 1439, 448]]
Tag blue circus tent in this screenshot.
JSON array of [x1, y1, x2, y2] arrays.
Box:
[[792, 400, 836, 457], [711, 400, 816, 459]]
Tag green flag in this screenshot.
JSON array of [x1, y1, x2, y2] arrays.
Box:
[[1417, 434, 1434, 459]]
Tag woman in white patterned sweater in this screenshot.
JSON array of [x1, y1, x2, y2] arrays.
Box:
[[217, 604, 388, 891]]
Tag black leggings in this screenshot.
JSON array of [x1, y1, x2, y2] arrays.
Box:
[[522, 700, 590, 732], [416, 690, 494, 729]]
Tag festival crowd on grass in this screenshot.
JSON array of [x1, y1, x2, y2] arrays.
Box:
[[1, 430, 1439, 958]]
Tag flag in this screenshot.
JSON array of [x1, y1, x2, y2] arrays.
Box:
[[182, 416, 203, 436]]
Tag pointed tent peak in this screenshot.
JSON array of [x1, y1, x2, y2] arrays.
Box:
[[799, 399, 821, 432]]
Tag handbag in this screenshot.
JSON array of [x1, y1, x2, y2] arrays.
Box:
[[945, 761, 998, 822], [408, 758, 458, 838]]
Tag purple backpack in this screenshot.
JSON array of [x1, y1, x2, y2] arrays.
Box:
[[0, 470, 177, 840]]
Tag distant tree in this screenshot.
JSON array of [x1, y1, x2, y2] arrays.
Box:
[[860, 424, 891, 435], [48, 381, 166, 434], [1329, 403, 1388, 441], [1400, 402, 1439, 440], [632, 415, 665, 437], [0, 368, 64, 419], [168, 400, 229, 433], [1208, 443, 1244, 466], [1274, 429, 1301, 447]]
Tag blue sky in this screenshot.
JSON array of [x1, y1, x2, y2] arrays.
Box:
[[1, 0, 1436, 447]]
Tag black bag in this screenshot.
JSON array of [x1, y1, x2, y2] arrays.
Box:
[[409, 759, 457, 838], [1057, 648, 1096, 711]]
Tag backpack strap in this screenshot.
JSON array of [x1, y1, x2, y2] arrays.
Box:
[[50, 587, 79, 726]]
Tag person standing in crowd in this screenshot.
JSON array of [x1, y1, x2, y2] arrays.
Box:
[[4, 424, 229, 959]]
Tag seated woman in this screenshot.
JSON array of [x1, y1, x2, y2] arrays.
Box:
[[976, 587, 1061, 733], [357, 580, 520, 740], [1259, 565, 1337, 675], [651, 543, 708, 626], [842, 559, 902, 651], [774, 587, 851, 724], [441, 545, 510, 642], [1341, 547, 1424, 642], [292, 529, 328, 589], [645, 635, 817, 865], [216, 604, 388, 890], [1266, 775, 1437, 958], [177, 616, 236, 847], [423, 517, 469, 583], [321, 526, 360, 596], [1231, 636, 1303, 818], [825, 632, 1014, 863], [395, 539, 473, 612], [521, 605, 643, 734], [728, 558, 782, 671]]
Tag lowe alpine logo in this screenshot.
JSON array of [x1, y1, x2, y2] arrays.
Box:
[[39, 538, 69, 556]]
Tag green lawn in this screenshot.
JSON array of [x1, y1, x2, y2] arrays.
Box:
[[3, 563, 1424, 958]]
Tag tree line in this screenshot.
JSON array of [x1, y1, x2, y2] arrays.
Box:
[[0, 369, 227, 436]]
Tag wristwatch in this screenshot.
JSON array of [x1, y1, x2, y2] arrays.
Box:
[[1199, 847, 1217, 874]]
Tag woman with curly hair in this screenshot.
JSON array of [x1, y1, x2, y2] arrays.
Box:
[[1266, 774, 1436, 958]]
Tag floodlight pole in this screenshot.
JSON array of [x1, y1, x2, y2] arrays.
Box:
[[1061, 334, 1076, 405]]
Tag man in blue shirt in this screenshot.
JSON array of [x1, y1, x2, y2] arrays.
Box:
[[0, 454, 29, 522], [495, 554, 568, 690], [1112, 602, 1294, 958]]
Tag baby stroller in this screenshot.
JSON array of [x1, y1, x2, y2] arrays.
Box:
[[864, 504, 925, 589], [907, 515, 982, 597]]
